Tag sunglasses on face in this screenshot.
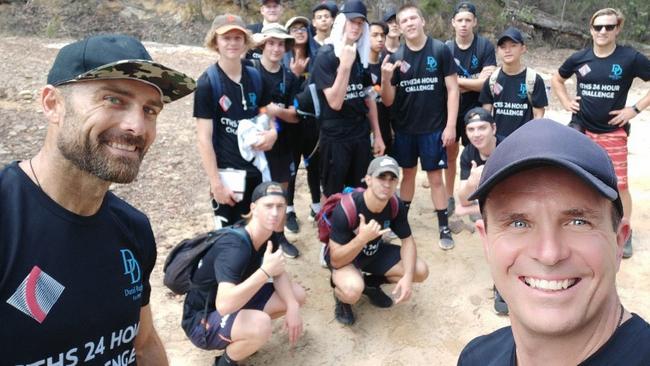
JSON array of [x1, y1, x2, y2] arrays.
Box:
[[592, 24, 617, 32]]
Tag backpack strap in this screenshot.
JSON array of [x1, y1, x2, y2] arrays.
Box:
[[244, 64, 263, 98], [389, 195, 399, 219], [340, 192, 358, 230], [488, 66, 501, 99], [445, 40, 454, 57], [206, 64, 223, 109], [524, 67, 538, 105]]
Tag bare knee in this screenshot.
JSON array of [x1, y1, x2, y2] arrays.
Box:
[[413, 260, 429, 283], [236, 311, 272, 345], [335, 277, 364, 304]]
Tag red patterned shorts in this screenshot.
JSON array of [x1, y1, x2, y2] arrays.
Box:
[[585, 128, 628, 190]]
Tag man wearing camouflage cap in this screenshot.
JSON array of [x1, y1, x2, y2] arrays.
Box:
[[0, 34, 195, 365]]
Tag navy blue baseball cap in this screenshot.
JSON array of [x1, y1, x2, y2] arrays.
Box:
[[453, 2, 477, 16], [313, 1, 338, 16], [383, 7, 397, 23], [47, 34, 195, 103], [497, 26, 525, 46], [469, 119, 622, 215], [252, 181, 287, 202], [341, 0, 367, 21]]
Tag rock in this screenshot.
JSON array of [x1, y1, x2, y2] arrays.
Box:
[[18, 90, 33, 100]]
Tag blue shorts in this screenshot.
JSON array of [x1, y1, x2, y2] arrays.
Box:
[[392, 131, 448, 171], [187, 283, 274, 350]]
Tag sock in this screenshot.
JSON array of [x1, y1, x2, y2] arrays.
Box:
[[286, 205, 295, 213], [216, 351, 236, 366], [403, 201, 411, 216], [364, 274, 387, 288], [436, 209, 449, 229]]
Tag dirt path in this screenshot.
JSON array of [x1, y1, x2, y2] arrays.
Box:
[[1, 37, 648, 366]]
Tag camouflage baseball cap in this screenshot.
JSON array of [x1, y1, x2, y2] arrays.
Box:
[[47, 34, 196, 103]]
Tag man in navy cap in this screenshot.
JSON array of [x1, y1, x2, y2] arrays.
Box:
[[0, 34, 195, 365], [458, 119, 650, 365], [312, 1, 338, 45]]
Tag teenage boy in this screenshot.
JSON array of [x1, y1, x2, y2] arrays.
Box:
[[551, 7, 650, 258], [381, 3, 460, 250], [0, 34, 195, 365], [368, 21, 393, 155], [195, 15, 278, 229], [445, 1, 496, 214], [326, 156, 429, 325], [458, 119, 650, 365], [283, 15, 321, 234], [312, 0, 385, 198], [312, 1, 338, 46], [183, 182, 306, 366], [479, 27, 548, 137], [383, 8, 400, 54], [247, 0, 284, 60], [253, 23, 303, 258]]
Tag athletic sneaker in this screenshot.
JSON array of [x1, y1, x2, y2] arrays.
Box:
[[285, 211, 300, 233], [308, 208, 318, 222], [319, 243, 328, 268], [362, 285, 393, 308], [278, 234, 300, 258], [438, 226, 455, 250], [623, 230, 633, 258], [447, 197, 456, 217], [214, 355, 237, 366], [494, 286, 509, 315], [334, 294, 355, 325]]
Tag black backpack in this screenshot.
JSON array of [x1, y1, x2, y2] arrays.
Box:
[[163, 227, 250, 295]]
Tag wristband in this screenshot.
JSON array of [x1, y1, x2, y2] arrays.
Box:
[[260, 267, 271, 279], [632, 104, 641, 114]]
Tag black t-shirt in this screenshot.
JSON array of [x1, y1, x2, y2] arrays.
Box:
[[330, 191, 411, 259], [193, 63, 262, 177], [389, 37, 458, 134], [479, 69, 548, 137], [245, 23, 264, 61], [0, 162, 156, 365], [458, 313, 650, 366], [459, 135, 503, 180], [311, 44, 372, 141], [451, 36, 497, 122], [558, 45, 650, 134], [182, 229, 271, 330]]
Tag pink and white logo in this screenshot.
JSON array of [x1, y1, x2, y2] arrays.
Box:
[[492, 82, 503, 96], [579, 64, 591, 77], [6, 266, 65, 323]]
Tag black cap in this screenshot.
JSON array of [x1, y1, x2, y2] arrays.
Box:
[[497, 26, 524, 46], [464, 107, 494, 125], [383, 7, 397, 23], [469, 119, 622, 215], [260, 0, 281, 4], [251, 181, 287, 202], [341, 0, 367, 21], [312, 1, 338, 17], [453, 2, 477, 16], [47, 34, 195, 103]]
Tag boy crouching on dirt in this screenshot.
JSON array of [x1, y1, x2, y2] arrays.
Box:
[[182, 182, 305, 366], [325, 156, 429, 325]]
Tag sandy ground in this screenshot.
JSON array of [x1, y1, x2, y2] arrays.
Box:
[[1, 36, 649, 366]]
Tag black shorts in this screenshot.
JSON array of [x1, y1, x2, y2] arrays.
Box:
[[326, 242, 402, 275], [455, 115, 470, 146], [320, 137, 371, 197], [393, 131, 447, 171]]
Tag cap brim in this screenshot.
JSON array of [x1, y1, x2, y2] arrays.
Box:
[[371, 168, 400, 178], [253, 32, 295, 46], [497, 36, 522, 45], [70, 59, 196, 103], [468, 157, 619, 203], [216, 25, 249, 36]]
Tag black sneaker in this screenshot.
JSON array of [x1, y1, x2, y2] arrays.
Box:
[[438, 226, 455, 250], [362, 286, 393, 308], [278, 234, 300, 258], [285, 211, 300, 233], [494, 286, 509, 315], [334, 295, 355, 325], [214, 355, 238, 366], [308, 207, 318, 222]]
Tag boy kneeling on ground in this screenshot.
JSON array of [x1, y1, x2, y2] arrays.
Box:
[[182, 182, 305, 366]]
